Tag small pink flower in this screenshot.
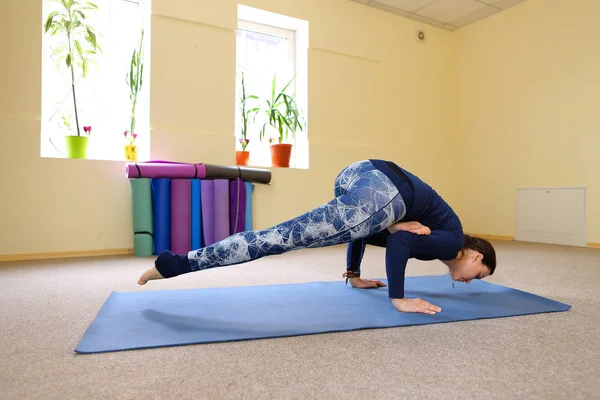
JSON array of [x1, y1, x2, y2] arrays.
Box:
[[132, 133, 138, 139], [124, 130, 129, 137], [83, 126, 91, 133]]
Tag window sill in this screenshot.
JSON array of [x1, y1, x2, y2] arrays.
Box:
[[41, 135, 150, 163]]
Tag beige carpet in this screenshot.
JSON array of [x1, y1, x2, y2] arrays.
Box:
[[1, 240, 598, 400]]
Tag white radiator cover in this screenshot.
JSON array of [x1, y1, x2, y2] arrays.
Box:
[[515, 187, 587, 247]]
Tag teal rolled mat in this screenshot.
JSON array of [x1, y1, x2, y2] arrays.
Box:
[[129, 178, 154, 256], [244, 181, 254, 230]]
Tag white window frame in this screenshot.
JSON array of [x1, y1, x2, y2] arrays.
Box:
[[40, 0, 150, 162], [236, 5, 309, 169]]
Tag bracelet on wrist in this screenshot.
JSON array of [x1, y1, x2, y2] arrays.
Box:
[[342, 271, 360, 285]]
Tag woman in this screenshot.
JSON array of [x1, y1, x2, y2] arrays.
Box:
[[138, 159, 497, 315]]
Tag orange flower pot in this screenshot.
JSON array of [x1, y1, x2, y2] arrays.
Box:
[[236, 151, 249, 166], [270, 144, 292, 168]]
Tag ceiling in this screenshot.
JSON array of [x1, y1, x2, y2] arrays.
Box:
[[350, 0, 527, 31]]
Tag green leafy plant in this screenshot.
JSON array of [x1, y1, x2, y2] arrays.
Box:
[[255, 74, 305, 144], [125, 29, 144, 145], [238, 71, 258, 151], [56, 105, 74, 133], [44, 0, 101, 137]]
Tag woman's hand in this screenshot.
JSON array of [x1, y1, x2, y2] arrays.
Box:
[[392, 298, 441, 315], [348, 277, 387, 289]]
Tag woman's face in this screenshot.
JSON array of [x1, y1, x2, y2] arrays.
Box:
[[451, 249, 490, 283]]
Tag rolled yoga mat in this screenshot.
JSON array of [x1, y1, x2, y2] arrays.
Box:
[[191, 179, 202, 250], [213, 179, 230, 242], [200, 180, 215, 246], [126, 161, 271, 184], [204, 164, 271, 184], [229, 178, 246, 235], [126, 162, 207, 179], [151, 178, 171, 255], [129, 179, 154, 256], [74, 274, 572, 354], [170, 179, 192, 254], [244, 181, 254, 231]]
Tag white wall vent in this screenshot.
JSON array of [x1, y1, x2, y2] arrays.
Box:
[[515, 187, 587, 247]]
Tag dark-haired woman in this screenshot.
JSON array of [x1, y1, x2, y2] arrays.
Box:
[[138, 159, 497, 315]]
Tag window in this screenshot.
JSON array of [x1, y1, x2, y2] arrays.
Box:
[[235, 5, 309, 169], [40, 0, 150, 162]]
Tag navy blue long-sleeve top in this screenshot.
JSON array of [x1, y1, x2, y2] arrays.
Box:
[[346, 159, 464, 299]]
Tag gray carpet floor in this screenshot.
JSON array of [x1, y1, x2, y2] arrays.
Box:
[[1, 240, 598, 400]]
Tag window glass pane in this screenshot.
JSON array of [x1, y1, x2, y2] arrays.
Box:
[[41, 0, 147, 161], [235, 24, 295, 166]]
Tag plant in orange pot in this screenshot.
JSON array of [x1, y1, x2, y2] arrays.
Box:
[[257, 74, 305, 168]]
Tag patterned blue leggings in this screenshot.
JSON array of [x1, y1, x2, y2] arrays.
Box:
[[187, 160, 407, 271]]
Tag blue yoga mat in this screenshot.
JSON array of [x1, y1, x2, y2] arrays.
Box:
[[75, 275, 570, 354], [191, 179, 202, 250], [151, 178, 171, 255], [244, 181, 254, 231]]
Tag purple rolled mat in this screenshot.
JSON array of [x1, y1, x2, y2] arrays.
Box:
[[229, 178, 247, 235], [201, 180, 215, 246], [125, 162, 207, 179], [170, 179, 192, 254], [126, 161, 270, 184], [213, 179, 230, 243]]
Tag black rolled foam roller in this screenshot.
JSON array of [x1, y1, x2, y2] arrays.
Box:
[[204, 164, 271, 184]]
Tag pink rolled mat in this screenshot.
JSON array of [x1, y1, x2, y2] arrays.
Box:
[[126, 161, 207, 179], [213, 179, 230, 243], [201, 180, 215, 246], [170, 179, 192, 254], [229, 178, 246, 235]]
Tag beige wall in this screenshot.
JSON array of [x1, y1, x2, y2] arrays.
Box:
[[0, 0, 456, 257], [3, 0, 596, 259], [452, 0, 600, 244]]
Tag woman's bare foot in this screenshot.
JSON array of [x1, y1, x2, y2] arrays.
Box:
[[413, 225, 431, 235], [388, 221, 430, 235], [137, 266, 164, 285]]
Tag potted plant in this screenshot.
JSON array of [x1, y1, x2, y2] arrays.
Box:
[[123, 130, 138, 161], [256, 74, 305, 168], [236, 71, 257, 166], [44, 0, 101, 159], [124, 29, 144, 161]]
